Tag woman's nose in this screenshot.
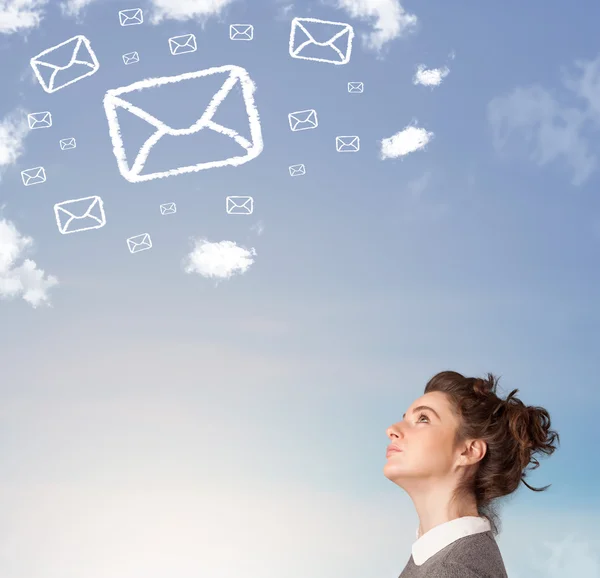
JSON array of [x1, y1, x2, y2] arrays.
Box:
[[386, 422, 404, 439]]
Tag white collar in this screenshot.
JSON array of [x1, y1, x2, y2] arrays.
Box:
[[412, 516, 491, 566]]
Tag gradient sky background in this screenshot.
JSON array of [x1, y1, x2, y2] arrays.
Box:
[[1, 0, 600, 577]]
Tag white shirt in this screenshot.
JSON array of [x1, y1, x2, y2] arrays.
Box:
[[412, 516, 492, 566]]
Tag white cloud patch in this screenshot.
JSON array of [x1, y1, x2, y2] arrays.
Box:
[[183, 238, 256, 281], [59, 0, 95, 17], [413, 65, 450, 87], [0, 0, 47, 34], [149, 0, 236, 23], [488, 53, 600, 186], [0, 218, 58, 308], [0, 109, 29, 181], [336, 0, 417, 51], [380, 125, 434, 160]]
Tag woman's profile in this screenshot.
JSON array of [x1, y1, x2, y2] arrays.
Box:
[[384, 371, 559, 578]]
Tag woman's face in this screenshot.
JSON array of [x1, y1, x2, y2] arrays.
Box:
[[384, 391, 463, 487]]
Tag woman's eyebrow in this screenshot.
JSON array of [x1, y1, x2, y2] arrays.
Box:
[[402, 405, 442, 420]]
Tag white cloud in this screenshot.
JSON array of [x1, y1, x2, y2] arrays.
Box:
[[380, 125, 434, 159], [336, 0, 417, 51], [149, 0, 236, 23], [0, 218, 58, 308], [59, 0, 94, 17], [488, 53, 600, 186], [413, 65, 450, 87], [0, 109, 29, 177], [0, 0, 47, 34], [183, 238, 256, 280]]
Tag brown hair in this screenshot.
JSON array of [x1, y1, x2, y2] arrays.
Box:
[[425, 370, 559, 534]]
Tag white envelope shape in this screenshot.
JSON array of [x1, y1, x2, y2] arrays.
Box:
[[103, 65, 264, 183], [226, 195, 253, 215], [30, 35, 100, 94], [336, 136, 360, 152], [28, 111, 52, 129], [289, 17, 354, 65], [127, 233, 152, 253], [122, 51, 139, 65], [119, 8, 143, 26], [348, 82, 364, 93], [59, 137, 76, 150], [335, 136, 360, 153], [21, 166, 46, 186], [289, 164, 305, 176], [54, 196, 106, 235], [288, 109, 318, 131], [169, 34, 197, 55], [230, 24, 253, 40], [160, 202, 176, 215]]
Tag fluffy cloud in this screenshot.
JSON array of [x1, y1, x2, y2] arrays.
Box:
[[0, 0, 47, 34], [183, 238, 256, 280], [0, 109, 29, 178], [0, 218, 58, 308], [380, 125, 434, 159], [413, 65, 450, 87], [336, 0, 417, 51], [149, 0, 236, 23], [488, 53, 600, 186]]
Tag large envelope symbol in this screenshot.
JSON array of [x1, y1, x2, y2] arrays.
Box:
[[230, 24, 254, 40], [28, 111, 52, 129], [289, 17, 354, 65], [168, 34, 197, 55], [336, 136, 360, 152], [30, 35, 100, 94], [226, 196, 253, 214], [127, 233, 152, 253], [119, 8, 143, 26], [288, 109, 318, 131], [103, 65, 264, 183], [21, 166, 46, 186], [54, 196, 106, 235]]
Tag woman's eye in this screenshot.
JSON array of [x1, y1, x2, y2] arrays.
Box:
[[417, 413, 429, 423]]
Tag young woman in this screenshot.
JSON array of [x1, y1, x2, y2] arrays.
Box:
[[384, 371, 559, 578]]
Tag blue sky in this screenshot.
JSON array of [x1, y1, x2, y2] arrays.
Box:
[[1, 0, 599, 577]]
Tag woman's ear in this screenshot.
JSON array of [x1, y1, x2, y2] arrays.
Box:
[[460, 439, 487, 466]]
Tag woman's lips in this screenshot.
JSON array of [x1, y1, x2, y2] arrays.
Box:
[[386, 447, 402, 458]]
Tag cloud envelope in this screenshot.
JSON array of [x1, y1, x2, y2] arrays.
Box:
[[380, 125, 434, 159], [413, 65, 450, 87], [183, 238, 256, 280], [0, 218, 58, 307]]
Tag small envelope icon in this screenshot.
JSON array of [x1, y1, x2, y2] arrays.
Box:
[[127, 233, 152, 253], [59, 137, 76, 150], [348, 82, 364, 93], [122, 51, 139, 65], [21, 166, 46, 186], [28, 111, 52, 129], [119, 8, 143, 26], [54, 196, 106, 235], [226, 196, 253, 215], [230, 24, 254, 40], [160, 202, 176, 215], [289, 164, 306, 176], [103, 65, 264, 183], [169, 34, 197, 55], [289, 17, 354, 65], [336, 136, 360, 152], [288, 109, 318, 131], [30, 35, 100, 94]]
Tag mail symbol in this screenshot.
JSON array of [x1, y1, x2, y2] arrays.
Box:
[[160, 202, 176, 215], [169, 34, 197, 55], [348, 82, 364, 93], [28, 111, 52, 129], [288, 109, 318, 131], [103, 65, 264, 183], [127, 233, 152, 253], [21, 166, 46, 186], [336, 136, 360, 152], [122, 51, 139, 65], [59, 137, 77, 150], [289, 17, 354, 65], [54, 196, 106, 235], [226, 196, 253, 215], [289, 164, 306, 176], [230, 24, 254, 40], [30, 35, 100, 94], [119, 8, 143, 26]]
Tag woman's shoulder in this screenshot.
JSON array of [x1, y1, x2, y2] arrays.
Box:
[[439, 531, 508, 578]]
